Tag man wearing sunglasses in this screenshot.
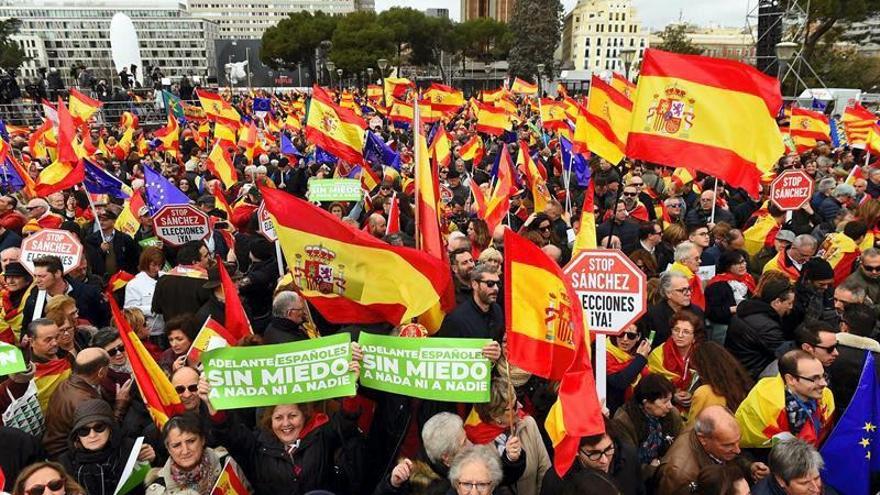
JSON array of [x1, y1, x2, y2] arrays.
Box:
[[759, 320, 839, 379], [438, 264, 503, 362], [843, 248, 880, 311]]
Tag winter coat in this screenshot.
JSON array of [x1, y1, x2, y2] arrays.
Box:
[[541, 438, 645, 495], [725, 299, 788, 380], [59, 429, 144, 495], [829, 333, 880, 411], [656, 428, 751, 495], [145, 447, 232, 495], [262, 317, 310, 345]]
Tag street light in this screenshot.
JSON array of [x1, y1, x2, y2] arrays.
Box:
[[619, 47, 636, 80], [536, 63, 545, 95], [336, 68, 343, 90], [483, 63, 492, 91], [775, 41, 798, 94], [367, 67, 373, 83], [377, 58, 389, 76], [326, 60, 335, 87]]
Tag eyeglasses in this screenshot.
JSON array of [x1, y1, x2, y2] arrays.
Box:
[[863, 265, 880, 273], [623, 192, 638, 197], [693, 231, 709, 237], [580, 443, 615, 461], [631, 182, 644, 187], [671, 327, 694, 336], [621, 331, 640, 340], [456, 481, 493, 494], [75, 422, 109, 438], [106, 345, 125, 357], [795, 373, 829, 384], [539, 225, 551, 232], [671, 287, 692, 295], [477, 279, 499, 288], [174, 384, 199, 395], [814, 344, 838, 353], [25, 479, 65, 495]]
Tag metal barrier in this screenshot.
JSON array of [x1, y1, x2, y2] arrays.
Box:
[[0, 98, 199, 129]]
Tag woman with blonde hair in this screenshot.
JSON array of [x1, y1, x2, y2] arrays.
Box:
[[45, 295, 88, 355], [478, 247, 503, 272]]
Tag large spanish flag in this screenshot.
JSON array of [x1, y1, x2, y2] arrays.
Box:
[[197, 89, 241, 126], [625, 49, 784, 197], [389, 99, 414, 128], [476, 101, 511, 136], [540, 99, 568, 131], [108, 292, 185, 428], [790, 107, 830, 142], [260, 185, 450, 325], [206, 142, 238, 189], [516, 141, 551, 213], [511, 77, 538, 95], [35, 100, 84, 196], [572, 181, 597, 253], [460, 134, 485, 165], [68, 88, 102, 126], [305, 86, 366, 165], [384, 77, 414, 107], [424, 83, 464, 114], [584, 75, 632, 165]]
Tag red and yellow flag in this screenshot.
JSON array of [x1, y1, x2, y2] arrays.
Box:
[[625, 49, 784, 197], [572, 181, 597, 253], [210, 459, 250, 495], [517, 141, 551, 213], [540, 99, 568, 131], [484, 145, 517, 234], [867, 125, 880, 155], [475, 101, 511, 136], [418, 99, 442, 124], [154, 112, 180, 158], [429, 128, 452, 169], [35, 100, 84, 196], [584, 75, 632, 165], [68, 88, 102, 126], [187, 317, 235, 363], [790, 107, 830, 144], [107, 271, 135, 293], [383, 77, 414, 107], [823, 231, 861, 286], [197, 89, 241, 126], [511, 77, 538, 95], [109, 293, 185, 428], [305, 86, 366, 165], [217, 256, 253, 343], [260, 185, 451, 325], [610, 72, 636, 99], [843, 103, 877, 146], [35, 358, 71, 411], [424, 83, 464, 114], [460, 135, 484, 165], [207, 142, 238, 189], [389, 99, 414, 128]]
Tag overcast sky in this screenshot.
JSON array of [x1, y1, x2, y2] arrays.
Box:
[[374, 0, 754, 30]]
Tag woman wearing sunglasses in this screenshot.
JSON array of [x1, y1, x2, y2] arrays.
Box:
[[606, 324, 652, 415], [59, 399, 155, 495], [13, 462, 84, 495]]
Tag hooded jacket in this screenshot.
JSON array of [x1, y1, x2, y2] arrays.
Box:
[[725, 299, 788, 380]]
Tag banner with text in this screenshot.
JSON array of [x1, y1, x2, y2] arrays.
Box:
[[358, 333, 491, 402], [203, 333, 355, 409], [307, 178, 363, 202]]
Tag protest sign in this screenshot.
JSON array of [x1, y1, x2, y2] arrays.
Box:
[[307, 178, 362, 202], [0, 343, 25, 376], [358, 333, 492, 402], [202, 333, 355, 409]]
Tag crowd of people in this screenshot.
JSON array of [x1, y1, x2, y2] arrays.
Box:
[[0, 78, 870, 495]]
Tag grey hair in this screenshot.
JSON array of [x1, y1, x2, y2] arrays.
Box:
[[664, 197, 686, 216], [673, 241, 698, 263], [422, 412, 465, 464], [792, 234, 818, 251], [817, 177, 837, 193], [836, 279, 866, 301], [833, 183, 855, 198], [271, 291, 302, 318], [27, 318, 56, 338], [863, 247, 880, 260], [768, 439, 824, 485], [469, 263, 498, 282], [659, 271, 688, 299], [448, 445, 503, 489], [693, 416, 715, 436]]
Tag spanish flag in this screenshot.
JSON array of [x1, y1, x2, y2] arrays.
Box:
[[735, 375, 835, 448], [206, 142, 238, 190], [119, 111, 139, 130], [572, 181, 597, 253], [237, 120, 258, 160], [572, 104, 589, 154], [517, 141, 551, 213], [418, 99, 442, 124], [214, 121, 238, 147], [68, 88, 102, 126], [504, 229, 579, 379], [197, 89, 241, 126], [476, 101, 511, 136], [260, 185, 451, 325], [625, 49, 784, 198], [187, 317, 235, 363], [35, 101, 84, 196], [212, 187, 233, 222], [429, 128, 452, 169], [867, 125, 880, 155], [484, 145, 517, 234], [743, 211, 779, 256], [366, 84, 383, 102], [790, 107, 830, 143], [108, 293, 185, 428], [35, 358, 72, 411], [154, 112, 180, 158], [540, 99, 568, 131], [610, 72, 636, 99], [469, 179, 487, 218], [511, 77, 538, 95], [822, 232, 860, 286], [843, 103, 877, 146], [389, 99, 414, 128], [28, 120, 53, 160], [481, 88, 505, 103], [305, 85, 366, 165], [383, 77, 414, 107], [107, 271, 134, 293], [217, 256, 253, 343], [115, 126, 134, 160], [585, 75, 632, 165], [424, 83, 464, 114], [209, 459, 250, 495], [460, 134, 485, 165], [115, 190, 145, 238]]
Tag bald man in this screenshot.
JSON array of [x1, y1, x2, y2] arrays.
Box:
[[656, 406, 768, 495], [171, 366, 201, 412], [541, 244, 562, 264], [367, 213, 387, 238], [43, 348, 132, 457]]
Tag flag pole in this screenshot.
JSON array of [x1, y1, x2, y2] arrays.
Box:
[[84, 186, 109, 243], [413, 99, 421, 251], [709, 177, 719, 225]]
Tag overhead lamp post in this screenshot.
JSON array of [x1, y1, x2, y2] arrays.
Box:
[[536, 63, 545, 95], [377, 58, 389, 104], [336, 68, 343, 90], [367, 67, 374, 84], [325, 60, 335, 88], [483, 63, 492, 91], [619, 47, 636, 80], [775, 41, 798, 93]]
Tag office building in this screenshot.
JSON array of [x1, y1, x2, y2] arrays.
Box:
[[560, 0, 649, 73], [648, 25, 755, 63], [186, 0, 360, 39], [460, 0, 514, 23], [425, 8, 449, 19]]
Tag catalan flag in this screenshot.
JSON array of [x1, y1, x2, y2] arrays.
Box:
[[476, 101, 511, 136], [511, 77, 538, 95], [261, 185, 450, 325], [572, 181, 597, 253], [424, 83, 464, 114], [109, 294, 184, 428], [610, 72, 636, 99], [68, 88, 102, 126], [305, 86, 366, 165], [868, 125, 880, 156], [517, 141, 551, 212], [206, 142, 238, 189], [584, 75, 632, 165], [197, 89, 241, 126], [460, 134, 484, 165], [625, 49, 784, 197], [843, 103, 877, 147]]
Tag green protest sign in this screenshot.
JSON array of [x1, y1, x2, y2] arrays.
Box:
[[203, 333, 355, 410], [358, 333, 491, 403], [0, 343, 26, 376], [307, 178, 362, 202]]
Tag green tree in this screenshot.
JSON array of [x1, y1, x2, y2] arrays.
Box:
[[451, 18, 511, 64], [508, 0, 562, 82], [0, 19, 27, 71], [329, 12, 395, 83], [653, 24, 703, 55], [260, 11, 338, 85], [377, 7, 425, 66]]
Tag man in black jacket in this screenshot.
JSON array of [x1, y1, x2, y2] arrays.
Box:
[[22, 255, 109, 329], [84, 209, 138, 280], [830, 303, 879, 410], [438, 264, 502, 362], [263, 291, 312, 344], [725, 279, 796, 379]]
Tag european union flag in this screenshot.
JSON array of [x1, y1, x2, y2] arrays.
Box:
[[253, 98, 271, 114], [821, 352, 880, 495], [363, 131, 401, 171], [0, 120, 9, 142], [143, 164, 190, 215], [314, 146, 338, 165], [0, 156, 28, 194], [83, 159, 131, 199], [560, 137, 591, 187], [280, 133, 303, 158]]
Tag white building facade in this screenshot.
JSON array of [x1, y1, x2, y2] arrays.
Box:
[[561, 0, 648, 74], [186, 0, 362, 39]]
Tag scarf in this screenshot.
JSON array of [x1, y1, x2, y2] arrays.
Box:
[[785, 388, 819, 437], [606, 342, 635, 374], [706, 271, 756, 295], [639, 411, 665, 464], [169, 447, 220, 495], [661, 340, 693, 390], [464, 408, 527, 445]]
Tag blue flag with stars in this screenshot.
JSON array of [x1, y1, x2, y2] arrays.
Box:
[[559, 137, 591, 187], [0, 156, 28, 194], [280, 133, 303, 158], [83, 159, 131, 199], [820, 351, 880, 495], [363, 131, 401, 171], [143, 164, 190, 215]]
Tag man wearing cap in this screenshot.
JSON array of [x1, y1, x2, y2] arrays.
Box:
[[762, 234, 818, 283], [84, 206, 138, 280], [446, 169, 468, 206], [24, 198, 62, 230], [0, 195, 26, 234], [0, 262, 31, 343]]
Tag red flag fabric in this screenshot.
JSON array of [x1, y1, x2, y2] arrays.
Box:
[[217, 257, 253, 343]]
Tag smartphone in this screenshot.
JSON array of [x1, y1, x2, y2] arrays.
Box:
[[647, 330, 656, 345]]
